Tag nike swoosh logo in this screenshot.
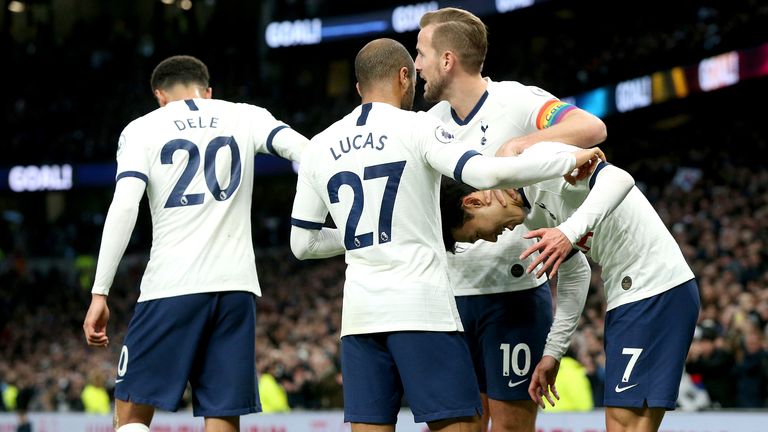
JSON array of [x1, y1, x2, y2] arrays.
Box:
[[614, 383, 638, 393], [508, 379, 528, 388], [115, 379, 124, 383]]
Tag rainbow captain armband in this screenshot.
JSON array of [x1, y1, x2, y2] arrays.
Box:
[[535, 99, 577, 129]]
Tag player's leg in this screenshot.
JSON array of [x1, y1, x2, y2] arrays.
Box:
[[114, 400, 153, 430], [191, 291, 260, 428], [387, 331, 482, 432], [602, 279, 700, 432], [457, 284, 553, 432], [605, 406, 664, 432], [486, 399, 537, 432], [341, 333, 403, 430], [114, 294, 214, 429], [203, 416, 240, 432], [479, 394, 490, 432]]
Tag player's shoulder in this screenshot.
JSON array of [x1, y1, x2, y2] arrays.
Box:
[[488, 79, 556, 102], [425, 100, 453, 122]]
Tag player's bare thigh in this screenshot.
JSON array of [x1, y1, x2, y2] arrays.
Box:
[[115, 400, 154, 429], [605, 406, 665, 432], [486, 396, 537, 432]]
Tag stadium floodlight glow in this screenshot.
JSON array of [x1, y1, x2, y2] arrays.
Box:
[[8, 1, 25, 13], [265, 18, 323, 48], [495, 0, 536, 13], [615, 76, 652, 113], [8, 164, 73, 192], [179, 0, 192, 10], [391, 2, 438, 33], [698, 51, 740, 92]]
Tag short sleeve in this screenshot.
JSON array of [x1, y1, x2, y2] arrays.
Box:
[[244, 105, 290, 156], [416, 114, 481, 182], [115, 125, 149, 183]]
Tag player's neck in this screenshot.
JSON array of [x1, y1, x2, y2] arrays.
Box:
[[447, 75, 487, 120], [360, 91, 401, 109]]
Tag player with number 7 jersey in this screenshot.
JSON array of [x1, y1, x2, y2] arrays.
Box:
[[289, 39, 603, 432], [82, 55, 309, 432]]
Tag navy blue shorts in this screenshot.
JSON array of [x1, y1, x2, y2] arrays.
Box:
[[455, 283, 553, 401], [341, 331, 482, 424], [114, 291, 260, 417], [603, 279, 700, 409]]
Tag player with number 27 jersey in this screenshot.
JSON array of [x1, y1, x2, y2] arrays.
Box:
[[102, 98, 305, 301]]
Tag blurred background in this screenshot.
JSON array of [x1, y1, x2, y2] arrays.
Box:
[[1, 0, 768, 419]]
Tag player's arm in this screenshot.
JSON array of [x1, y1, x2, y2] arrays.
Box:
[[529, 251, 591, 408], [84, 176, 146, 347], [450, 145, 603, 190], [521, 161, 635, 277], [503, 107, 606, 155], [252, 106, 309, 162], [265, 126, 310, 163], [289, 161, 345, 260]]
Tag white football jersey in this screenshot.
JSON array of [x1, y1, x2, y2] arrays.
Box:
[[116, 98, 297, 301], [292, 102, 486, 336], [429, 78, 573, 295], [521, 144, 695, 310]]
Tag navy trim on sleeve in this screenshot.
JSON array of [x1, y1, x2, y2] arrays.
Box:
[[291, 218, 324, 230], [184, 99, 199, 111], [517, 188, 531, 209], [564, 248, 581, 262], [266, 125, 290, 156], [453, 150, 482, 184], [588, 161, 611, 189], [116, 171, 149, 183], [450, 91, 488, 126], [357, 103, 373, 126]]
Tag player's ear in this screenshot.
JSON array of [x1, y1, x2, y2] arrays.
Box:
[[399, 66, 409, 88], [204, 87, 212, 99], [154, 89, 167, 107], [442, 50, 455, 71], [355, 82, 362, 98], [461, 195, 484, 209]]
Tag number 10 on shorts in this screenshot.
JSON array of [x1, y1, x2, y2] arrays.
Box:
[[500, 343, 531, 377]]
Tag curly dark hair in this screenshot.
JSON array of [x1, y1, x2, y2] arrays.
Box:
[[150, 55, 210, 92], [439, 176, 477, 252]]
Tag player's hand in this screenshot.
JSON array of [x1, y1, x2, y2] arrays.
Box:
[[529, 355, 561, 409], [520, 227, 573, 278], [495, 139, 523, 157], [83, 294, 110, 347], [564, 147, 606, 185], [572, 147, 605, 170], [482, 189, 508, 207]]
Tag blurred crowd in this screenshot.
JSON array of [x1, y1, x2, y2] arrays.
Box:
[[2, 0, 768, 418], [3, 105, 768, 412]]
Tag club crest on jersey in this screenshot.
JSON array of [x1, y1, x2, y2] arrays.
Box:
[[480, 121, 489, 146], [435, 125, 455, 144], [621, 276, 632, 290]]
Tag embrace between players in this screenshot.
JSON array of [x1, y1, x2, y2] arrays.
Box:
[[83, 7, 699, 432]]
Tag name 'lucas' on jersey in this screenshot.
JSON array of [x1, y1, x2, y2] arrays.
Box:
[[330, 132, 387, 160]]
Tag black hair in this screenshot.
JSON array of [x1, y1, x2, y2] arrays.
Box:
[[150, 55, 210, 92], [439, 176, 477, 252]]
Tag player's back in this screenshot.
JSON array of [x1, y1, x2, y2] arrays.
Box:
[[299, 102, 462, 335], [117, 98, 281, 301]]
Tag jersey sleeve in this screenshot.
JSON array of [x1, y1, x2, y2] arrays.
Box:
[[509, 85, 576, 131], [289, 149, 328, 229], [115, 124, 150, 183], [557, 162, 635, 244], [247, 105, 308, 162]]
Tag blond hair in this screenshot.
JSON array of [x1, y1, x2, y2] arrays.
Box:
[[420, 7, 488, 74]]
